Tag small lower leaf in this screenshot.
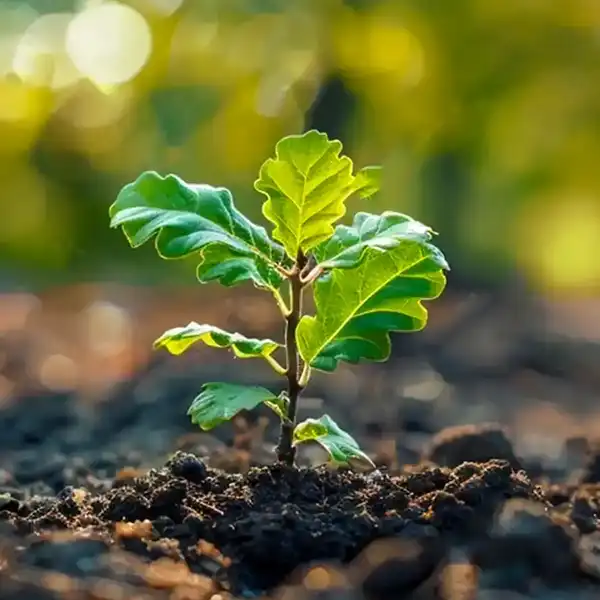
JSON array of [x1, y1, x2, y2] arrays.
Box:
[[188, 383, 277, 430], [293, 414, 375, 471], [154, 322, 280, 359]]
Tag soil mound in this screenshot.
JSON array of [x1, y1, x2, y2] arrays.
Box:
[[4, 452, 585, 599]]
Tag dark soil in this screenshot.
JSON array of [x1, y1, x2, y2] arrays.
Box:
[[2, 448, 600, 599], [3, 358, 600, 598]]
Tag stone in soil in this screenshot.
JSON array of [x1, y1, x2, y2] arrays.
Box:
[[423, 422, 522, 470]]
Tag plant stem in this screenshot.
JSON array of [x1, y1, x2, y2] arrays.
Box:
[[276, 250, 307, 466]]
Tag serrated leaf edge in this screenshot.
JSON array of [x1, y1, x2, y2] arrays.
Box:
[[299, 250, 447, 367], [109, 171, 290, 290], [255, 130, 378, 259]]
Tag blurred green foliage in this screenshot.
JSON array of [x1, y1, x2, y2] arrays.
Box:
[[0, 0, 599, 293]]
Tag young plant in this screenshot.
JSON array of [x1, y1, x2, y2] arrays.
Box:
[[109, 130, 449, 470]]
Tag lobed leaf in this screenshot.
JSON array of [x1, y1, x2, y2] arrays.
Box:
[[188, 383, 277, 430], [314, 211, 441, 271], [153, 322, 280, 359], [255, 130, 380, 259], [297, 239, 448, 372], [293, 414, 375, 471], [109, 171, 290, 292]]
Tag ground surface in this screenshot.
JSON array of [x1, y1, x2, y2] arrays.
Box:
[[3, 453, 584, 600], [2, 288, 600, 599], [2, 365, 600, 600]]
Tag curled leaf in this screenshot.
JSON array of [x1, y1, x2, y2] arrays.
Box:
[[154, 323, 285, 374], [293, 414, 375, 471], [154, 322, 280, 358], [109, 171, 290, 291]]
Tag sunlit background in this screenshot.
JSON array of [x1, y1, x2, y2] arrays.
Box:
[[0, 0, 599, 448]]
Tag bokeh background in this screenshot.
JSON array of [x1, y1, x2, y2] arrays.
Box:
[[1, 0, 600, 471]]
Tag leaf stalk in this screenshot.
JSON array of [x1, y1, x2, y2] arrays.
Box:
[[272, 289, 291, 316], [300, 265, 323, 286], [264, 354, 287, 376], [298, 363, 311, 387]]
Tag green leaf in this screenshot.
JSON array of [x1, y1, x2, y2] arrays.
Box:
[[109, 171, 290, 291], [153, 322, 280, 359], [297, 239, 448, 372], [188, 383, 277, 430], [255, 130, 380, 259], [314, 211, 442, 271], [293, 414, 375, 471]]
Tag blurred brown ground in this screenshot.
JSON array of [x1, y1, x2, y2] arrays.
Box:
[[2, 286, 600, 446]]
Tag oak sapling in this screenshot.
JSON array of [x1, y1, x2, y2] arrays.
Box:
[[109, 130, 449, 469]]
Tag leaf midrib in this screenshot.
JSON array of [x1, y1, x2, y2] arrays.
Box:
[[289, 146, 328, 255]]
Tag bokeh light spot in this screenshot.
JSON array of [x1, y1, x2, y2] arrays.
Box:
[[0, 2, 39, 76], [66, 2, 152, 87], [83, 300, 131, 357], [39, 354, 78, 391], [12, 13, 80, 90], [303, 566, 331, 591]]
